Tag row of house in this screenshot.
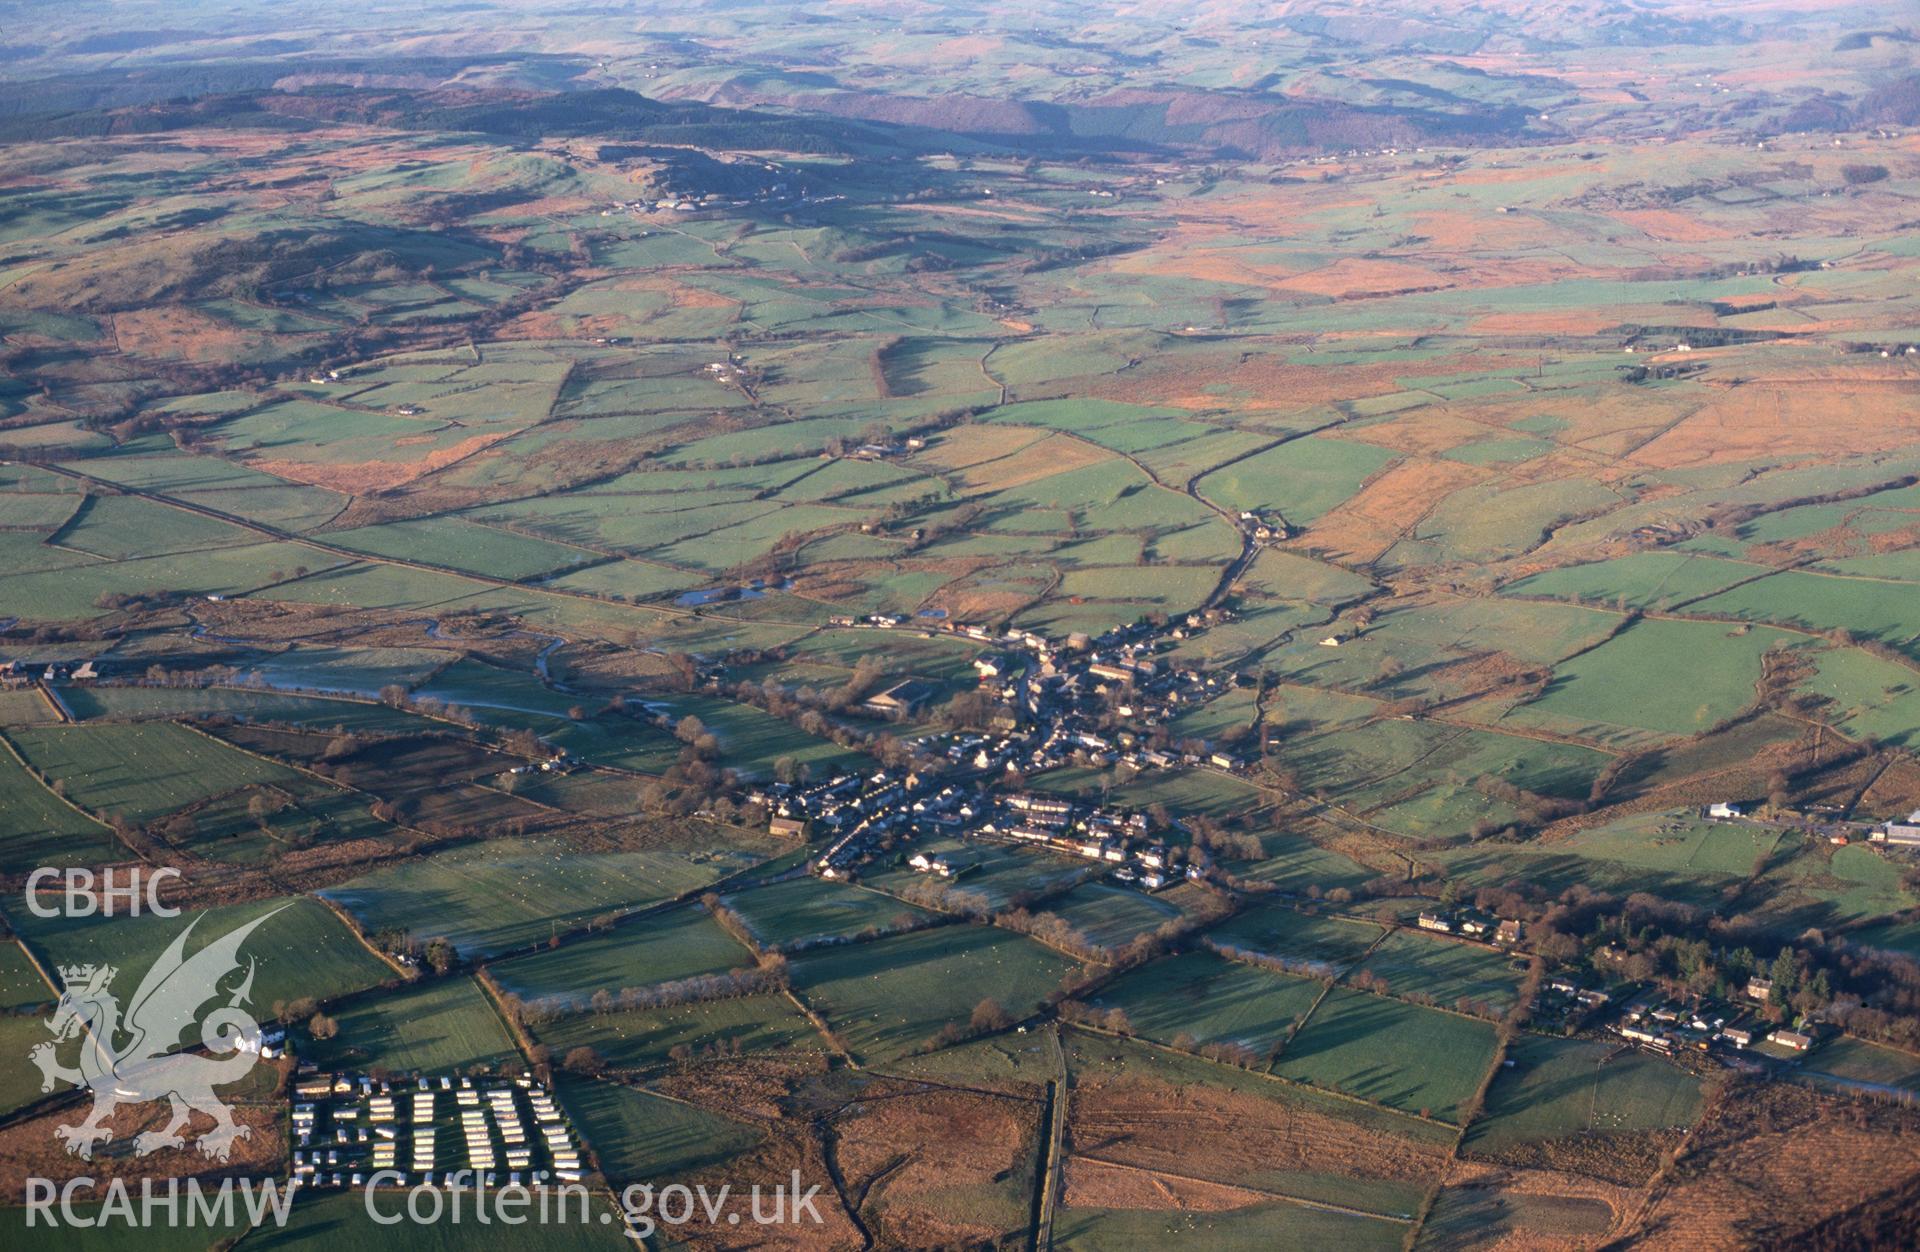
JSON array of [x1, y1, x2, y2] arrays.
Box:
[[0, 658, 100, 686]]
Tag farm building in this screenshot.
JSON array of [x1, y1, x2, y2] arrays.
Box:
[[863, 679, 939, 719], [1869, 810, 1920, 845]]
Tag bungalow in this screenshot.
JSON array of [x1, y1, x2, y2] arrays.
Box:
[[1774, 1029, 1813, 1052], [1719, 1025, 1755, 1048], [1707, 801, 1743, 819]]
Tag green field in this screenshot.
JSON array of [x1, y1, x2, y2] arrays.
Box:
[[1346, 930, 1524, 1015], [1089, 950, 1326, 1055], [1198, 436, 1397, 524], [304, 974, 517, 1074], [720, 875, 937, 948], [1466, 1035, 1704, 1154], [1508, 619, 1803, 744], [323, 837, 755, 958], [1800, 1035, 1920, 1099], [489, 904, 756, 1002], [1273, 989, 1499, 1122], [1055, 1201, 1406, 1251], [241, 1187, 627, 1250], [14, 895, 394, 1017], [1209, 905, 1384, 974], [7, 721, 293, 823], [531, 992, 824, 1070], [557, 1075, 764, 1182], [1042, 881, 1205, 951], [0, 737, 116, 872], [791, 925, 1080, 1062]]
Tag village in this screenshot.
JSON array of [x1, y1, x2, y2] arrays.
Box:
[[737, 609, 1254, 887]]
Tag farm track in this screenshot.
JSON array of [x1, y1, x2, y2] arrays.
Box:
[[1031, 1023, 1067, 1250]]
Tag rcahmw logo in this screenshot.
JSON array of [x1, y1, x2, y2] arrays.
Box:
[[29, 904, 285, 1161], [26, 1177, 295, 1231]]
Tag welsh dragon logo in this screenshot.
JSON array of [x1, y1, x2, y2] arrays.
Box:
[[29, 908, 284, 1161]]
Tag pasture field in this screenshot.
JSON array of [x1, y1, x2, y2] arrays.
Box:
[[719, 876, 938, 948], [1797, 647, 1920, 747], [241, 1184, 627, 1250], [0, 738, 115, 872], [557, 1076, 763, 1182], [530, 993, 824, 1070], [12, 895, 393, 1014], [321, 838, 752, 958], [1801, 1036, 1920, 1099], [790, 926, 1080, 1062], [1231, 831, 1378, 896], [863, 840, 1093, 911], [57, 684, 424, 733], [1052, 1201, 1406, 1252], [5, 722, 293, 824], [1691, 572, 1920, 657], [1345, 931, 1522, 1015], [304, 974, 516, 1074], [1198, 436, 1397, 524], [1466, 1035, 1705, 1155], [1042, 881, 1200, 951], [1506, 619, 1802, 745], [1555, 811, 1783, 877], [241, 644, 455, 697], [1750, 838, 1919, 934], [0, 943, 55, 1116], [1088, 950, 1325, 1055], [1504, 551, 1761, 611], [326, 516, 597, 581], [652, 694, 866, 779], [1034, 765, 1267, 821], [0, 1204, 255, 1251], [488, 904, 756, 1002], [1273, 990, 1500, 1123], [1209, 905, 1384, 974]]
